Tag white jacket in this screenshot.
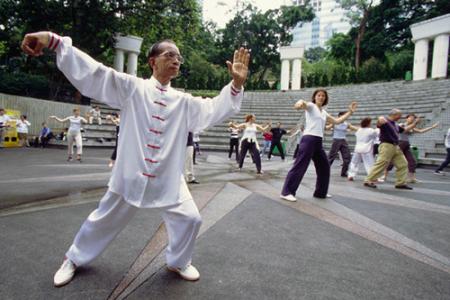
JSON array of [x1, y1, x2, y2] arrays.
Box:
[[52, 33, 242, 208]]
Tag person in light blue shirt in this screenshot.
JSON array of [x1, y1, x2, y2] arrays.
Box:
[[35, 122, 53, 148], [327, 111, 358, 177]]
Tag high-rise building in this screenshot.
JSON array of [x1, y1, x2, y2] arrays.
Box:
[[291, 0, 351, 49]]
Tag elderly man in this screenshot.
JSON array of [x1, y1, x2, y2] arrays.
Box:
[[364, 109, 418, 189], [22, 31, 249, 286]]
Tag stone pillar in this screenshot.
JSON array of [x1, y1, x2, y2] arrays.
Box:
[[291, 59, 302, 90], [127, 52, 139, 76], [413, 39, 429, 81], [280, 59, 290, 90], [113, 49, 125, 72], [431, 34, 449, 79]]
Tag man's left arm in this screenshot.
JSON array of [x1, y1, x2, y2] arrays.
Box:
[[186, 84, 243, 132]]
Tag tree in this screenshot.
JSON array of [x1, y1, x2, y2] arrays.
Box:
[[304, 47, 326, 63], [214, 4, 314, 86]]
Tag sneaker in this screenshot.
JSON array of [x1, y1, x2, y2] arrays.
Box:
[[326, 194, 332, 198], [187, 179, 200, 184], [54, 259, 76, 287], [377, 178, 385, 183], [168, 264, 200, 281], [67, 156, 73, 162], [348, 177, 354, 181], [280, 194, 297, 202], [407, 178, 421, 184], [395, 184, 413, 190], [434, 170, 445, 176]]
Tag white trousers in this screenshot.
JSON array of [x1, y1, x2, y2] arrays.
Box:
[[184, 145, 195, 182], [348, 152, 375, 178], [65, 190, 202, 268], [89, 116, 102, 125], [67, 131, 83, 155]]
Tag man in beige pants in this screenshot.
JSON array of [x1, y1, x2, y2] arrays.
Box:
[[364, 109, 418, 189]]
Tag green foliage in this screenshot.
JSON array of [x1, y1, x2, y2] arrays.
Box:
[[358, 57, 388, 82], [0, 70, 50, 99], [214, 4, 314, 85], [304, 47, 326, 63]]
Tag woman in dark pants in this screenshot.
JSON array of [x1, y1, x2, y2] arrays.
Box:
[[231, 114, 269, 174], [280, 89, 357, 201]]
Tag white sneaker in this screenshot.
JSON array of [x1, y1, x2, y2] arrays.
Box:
[[54, 259, 76, 287], [280, 194, 297, 202], [326, 194, 332, 198], [168, 264, 200, 281], [434, 170, 445, 176]]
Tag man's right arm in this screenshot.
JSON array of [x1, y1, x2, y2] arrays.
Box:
[[21, 32, 138, 109]]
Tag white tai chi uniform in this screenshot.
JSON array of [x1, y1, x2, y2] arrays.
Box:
[[65, 116, 87, 156], [48, 33, 242, 268], [0, 114, 12, 147], [348, 128, 379, 178]]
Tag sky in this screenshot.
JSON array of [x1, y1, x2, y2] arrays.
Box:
[[202, 0, 289, 28]]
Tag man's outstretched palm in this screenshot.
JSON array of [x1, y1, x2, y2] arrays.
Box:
[[226, 47, 250, 90]]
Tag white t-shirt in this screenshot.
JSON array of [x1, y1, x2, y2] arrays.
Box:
[[68, 116, 86, 132], [242, 123, 257, 142], [354, 128, 378, 153], [0, 114, 11, 128], [16, 120, 31, 134], [303, 102, 329, 138]]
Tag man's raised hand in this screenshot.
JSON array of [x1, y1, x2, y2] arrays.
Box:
[[226, 47, 250, 90], [21, 32, 50, 57]]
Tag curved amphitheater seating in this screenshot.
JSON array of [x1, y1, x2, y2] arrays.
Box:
[[57, 79, 449, 166]]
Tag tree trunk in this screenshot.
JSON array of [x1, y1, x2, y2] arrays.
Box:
[[355, 8, 369, 72]]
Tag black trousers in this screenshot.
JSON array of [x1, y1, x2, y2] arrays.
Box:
[[229, 138, 239, 161], [268, 140, 285, 160], [328, 138, 351, 176], [293, 143, 300, 158], [436, 148, 450, 171], [239, 139, 261, 173], [111, 126, 119, 160]]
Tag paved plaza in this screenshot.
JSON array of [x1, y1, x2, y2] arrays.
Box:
[[0, 147, 449, 299]]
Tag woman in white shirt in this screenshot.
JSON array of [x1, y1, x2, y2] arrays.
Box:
[[347, 117, 379, 181], [50, 108, 87, 162], [16, 115, 31, 147], [231, 114, 269, 174], [280, 89, 357, 201]]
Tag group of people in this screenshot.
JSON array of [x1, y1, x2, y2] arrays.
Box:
[[18, 30, 449, 291]]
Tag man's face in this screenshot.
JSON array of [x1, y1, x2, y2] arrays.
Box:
[[277, 122, 281, 128], [0, 110, 4, 116], [149, 42, 182, 79]]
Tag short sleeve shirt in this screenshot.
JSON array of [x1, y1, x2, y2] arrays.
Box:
[[303, 103, 329, 138]]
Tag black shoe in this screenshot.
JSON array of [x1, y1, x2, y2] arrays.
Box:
[[364, 182, 377, 188], [395, 184, 413, 190], [188, 180, 200, 184]]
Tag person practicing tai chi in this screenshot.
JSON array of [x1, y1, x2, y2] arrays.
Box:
[[88, 105, 102, 125], [326, 112, 357, 177], [185, 132, 199, 184], [435, 127, 450, 175], [280, 89, 357, 201], [267, 122, 291, 161], [364, 109, 418, 189], [49, 108, 87, 162], [290, 124, 304, 159], [21, 31, 249, 286], [347, 117, 379, 181], [384, 114, 438, 183], [260, 127, 272, 158], [231, 114, 269, 174], [106, 113, 120, 168], [228, 121, 241, 162]]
